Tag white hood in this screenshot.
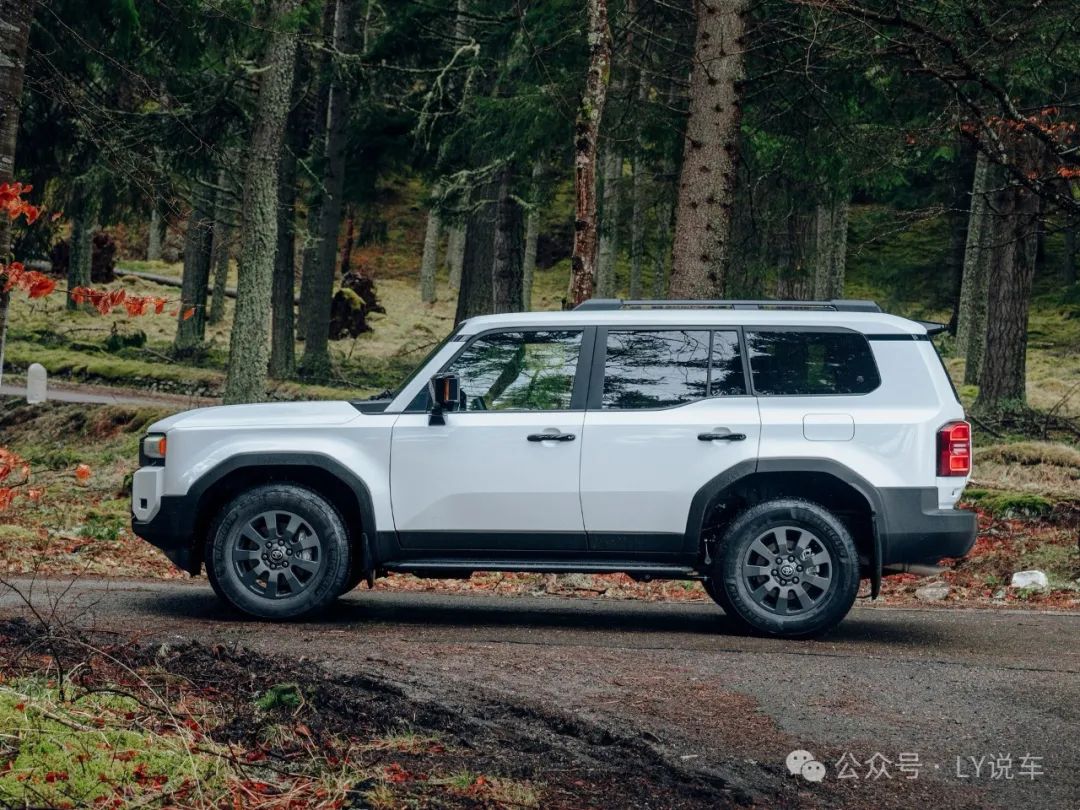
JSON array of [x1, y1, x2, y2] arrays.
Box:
[[147, 400, 359, 433]]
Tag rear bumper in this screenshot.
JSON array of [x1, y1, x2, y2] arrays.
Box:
[[131, 495, 200, 575], [878, 487, 977, 566]]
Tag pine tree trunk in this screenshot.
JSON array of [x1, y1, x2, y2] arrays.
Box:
[[224, 0, 299, 405], [652, 194, 674, 298], [1063, 224, 1076, 285], [419, 188, 442, 305], [455, 179, 497, 324], [269, 128, 299, 379], [67, 193, 98, 310], [299, 0, 353, 379], [147, 205, 165, 261], [174, 184, 216, 354], [669, 0, 747, 299], [492, 166, 524, 314], [339, 206, 354, 276], [956, 151, 993, 385], [446, 225, 466, 289], [297, 0, 340, 342], [596, 148, 621, 298], [0, 0, 34, 389], [567, 0, 611, 306], [521, 161, 542, 310], [812, 198, 848, 300], [629, 154, 646, 299], [207, 169, 234, 325], [974, 176, 1042, 412]]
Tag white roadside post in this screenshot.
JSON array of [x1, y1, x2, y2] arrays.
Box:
[[26, 362, 47, 404]]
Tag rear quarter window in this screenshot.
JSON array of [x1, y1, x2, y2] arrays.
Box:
[[746, 330, 880, 395]]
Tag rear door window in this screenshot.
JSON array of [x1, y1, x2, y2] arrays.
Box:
[[745, 330, 880, 395], [601, 329, 746, 409]]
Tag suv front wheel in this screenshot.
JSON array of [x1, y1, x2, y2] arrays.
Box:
[[205, 484, 351, 620], [708, 498, 860, 638]]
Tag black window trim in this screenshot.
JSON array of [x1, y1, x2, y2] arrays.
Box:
[[587, 325, 753, 412], [744, 325, 882, 398], [404, 325, 595, 414]]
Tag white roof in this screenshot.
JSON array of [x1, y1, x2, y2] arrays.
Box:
[[459, 308, 926, 336]]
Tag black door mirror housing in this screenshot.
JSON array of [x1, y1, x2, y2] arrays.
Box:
[[427, 372, 461, 425]]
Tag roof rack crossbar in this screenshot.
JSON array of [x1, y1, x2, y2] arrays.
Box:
[[574, 298, 881, 313]]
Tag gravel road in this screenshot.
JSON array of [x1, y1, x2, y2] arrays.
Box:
[[2, 577, 1077, 809]]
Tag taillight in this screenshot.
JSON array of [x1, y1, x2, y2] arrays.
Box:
[[937, 421, 971, 476]]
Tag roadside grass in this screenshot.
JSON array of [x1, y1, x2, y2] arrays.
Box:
[[0, 618, 562, 809]]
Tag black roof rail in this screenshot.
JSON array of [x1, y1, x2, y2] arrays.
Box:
[[573, 298, 882, 313]]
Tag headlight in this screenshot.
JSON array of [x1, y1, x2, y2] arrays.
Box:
[[141, 434, 167, 461]]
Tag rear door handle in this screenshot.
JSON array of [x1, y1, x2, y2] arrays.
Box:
[[698, 431, 746, 442], [527, 432, 576, 442]]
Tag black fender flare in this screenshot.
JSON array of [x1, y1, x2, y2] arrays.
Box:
[[188, 451, 379, 557], [683, 457, 884, 596]]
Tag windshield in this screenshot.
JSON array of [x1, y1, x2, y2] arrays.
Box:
[[386, 326, 463, 401]]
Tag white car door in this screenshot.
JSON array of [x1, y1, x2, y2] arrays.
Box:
[[390, 328, 590, 553], [579, 328, 761, 554]]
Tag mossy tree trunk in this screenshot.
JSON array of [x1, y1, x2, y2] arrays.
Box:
[[174, 182, 216, 354], [147, 205, 165, 261], [208, 168, 236, 325], [419, 185, 442, 305], [67, 189, 99, 311], [446, 224, 466, 290], [224, 0, 299, 405], [974, 158, 1043, 412], [567, 0, 611, 306], [956, 151, 993, 385], [596, 148, 621, 298], [669, 0, 747, 299], [492, 166, 524, 314], [521, 161, 543, 310], [299, 0, 354, 379]]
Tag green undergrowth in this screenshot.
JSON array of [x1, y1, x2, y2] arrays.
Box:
[[962, 488, 1055, 518]]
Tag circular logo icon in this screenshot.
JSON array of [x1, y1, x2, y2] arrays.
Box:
[[801, 760, 827, 782]]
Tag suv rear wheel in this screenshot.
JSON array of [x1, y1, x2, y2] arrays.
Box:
[[205, 484, 351, 620], [709, 498, 859, 638]]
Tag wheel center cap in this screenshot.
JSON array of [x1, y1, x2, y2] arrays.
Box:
[[269, 548, 285, 562], [780, 563, 795, 578]]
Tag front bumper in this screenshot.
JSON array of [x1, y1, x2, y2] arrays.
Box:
[[878, 487, 977, 566], [131, 495, 200, 575]]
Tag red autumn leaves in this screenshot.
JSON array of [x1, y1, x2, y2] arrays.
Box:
[[0, 182, 41, 225]]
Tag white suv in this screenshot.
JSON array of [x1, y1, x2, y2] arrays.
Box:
[[132, 299, 976, 637]]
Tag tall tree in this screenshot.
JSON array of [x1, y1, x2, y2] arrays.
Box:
[[224, 0, 300, 405], [812, 197, 849, 299], [521, 160, 543, 310], [419, 184, 442, 305], [299, 0, 354, 378], [491, 166, 524, 314], [596, 147, 621, 298], [669, 0, 748, 299], [975, 140, 1045, 412], [269, 109, 301, 379], [455, 178, 497, 324], [567, 0, 611, 306], [174, 182, 216, 353], [955, 151, 993, 385]]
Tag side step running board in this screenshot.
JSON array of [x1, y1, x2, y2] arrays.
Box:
[[383, 559, 702, 580]]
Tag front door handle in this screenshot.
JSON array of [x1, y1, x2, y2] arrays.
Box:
[[698, 431, 746, 442], [527, 432, 576, 442]]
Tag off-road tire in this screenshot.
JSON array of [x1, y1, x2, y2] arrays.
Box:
[[711, 498, 860, 638], [205, 484, 351, 620]]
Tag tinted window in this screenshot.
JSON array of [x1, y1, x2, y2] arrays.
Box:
[[447, 330, 582, 411], [746, 330, 879, 395], [602, 330, 745, 409]]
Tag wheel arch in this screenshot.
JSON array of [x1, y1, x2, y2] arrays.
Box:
[[188, 453, 376, 578], [687, 458, 883, 594]]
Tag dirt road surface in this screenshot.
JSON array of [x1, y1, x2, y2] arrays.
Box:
[[1, 577, 1077, 809]]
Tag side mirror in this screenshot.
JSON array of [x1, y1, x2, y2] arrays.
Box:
[[427, 372, 460, 425]]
